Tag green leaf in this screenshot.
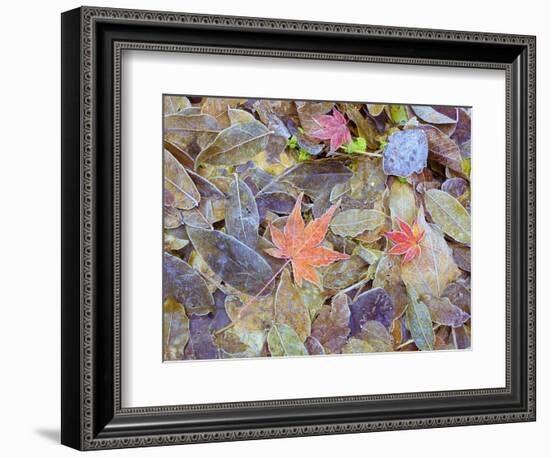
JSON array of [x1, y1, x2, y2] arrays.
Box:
[[341, 337, 375, 354], [352, 245, 384, 265], [195, 119, 271, 167], [297, 148, 311, 161], [425, 189, 471, 244], [388, 105, 409, 125], [389, 180, 417, 225], [323, 256, 368, 290], [287, 135, 298, 149], [330, 209, 387, 237], [358, 320, 394, 352], [267, 324, 308, 357], [405, 288, 435, 351], [344, 136, 367, 154]]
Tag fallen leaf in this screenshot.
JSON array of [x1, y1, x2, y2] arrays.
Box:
[[367, 104, 386, 117], [163, 253, 215, 316], [384, 217, 426, 264], [184, 314, 219, 360], [412, 105, 458, 124], [228, 108, 256, 125], [387, 105, 409, 125], [195, 119, 271, 167], [201, 97, 244, 127], [310, 109, 351, 151], [311, 293, 351, 353], [341, 104, 378, 150], [267, 324, 308, 357], [442, 282, 471, 314], [225, 293, 273, 331], [357, 320, 394, 352], [372, 255, 409, 318], [187, 169, 225, 200], [296, 100, 334, 135], [274, 269, 311, 341], [405, 288, 435, 351], [225, 175, 260, 248], [389, 180, 417, 225], [287, 119, 324, 155], [441, 177, 468, 199], [305, 336, 325, 355], [451, 244, 471, 272], [164, 113, 221, 150], [400, 207, 460, 297], [256, 191, 298, 220], [215, 327, 266, 358], [164, 140, 195, 169], [422, 294, 470, 327], [163, 297, 190, 361], [264, 160, 352, 199], [164, 149, 201, 210], [452, 325, 471, 349], [323, 255, 368, 290], [330, 209, 387, 238], [164, 95, 191, 115], [353, 245, 384, 265], [299, 282, 325, 321], [350, 287, 396, 333], [341, 338, 375, 353], [265, 193, 349, 287], [383, 129, 428, 178], [187, 226, 274, 296], [419, 125, 463, 174], [425, 189, 471, 244], [349, 158, 387, 203]]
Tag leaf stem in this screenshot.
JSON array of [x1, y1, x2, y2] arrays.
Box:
[[238, 259, 291, 318]]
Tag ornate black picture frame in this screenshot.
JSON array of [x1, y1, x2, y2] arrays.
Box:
[[61, 6, 536, 450]]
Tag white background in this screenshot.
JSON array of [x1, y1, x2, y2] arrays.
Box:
[[0, 0, 545, 456], [123, 52, 505, 406]]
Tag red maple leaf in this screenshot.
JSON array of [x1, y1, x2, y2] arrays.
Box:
[[384, 218, 425, 264], [265, 193, 349, 287], [311, 109, 351, 152]]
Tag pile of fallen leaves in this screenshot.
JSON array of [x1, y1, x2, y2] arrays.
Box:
[[163, 96, 471, 361]]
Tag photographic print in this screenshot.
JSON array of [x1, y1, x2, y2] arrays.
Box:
[[163, 96, 472, 361]]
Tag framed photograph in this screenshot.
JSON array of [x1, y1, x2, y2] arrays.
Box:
[[61, 6, 536, 450]]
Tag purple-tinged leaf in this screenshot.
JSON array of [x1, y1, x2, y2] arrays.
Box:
[[350, 287, 396, 334], [383, 129, 428, 178]]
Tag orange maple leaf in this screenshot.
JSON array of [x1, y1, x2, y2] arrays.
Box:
[[265, 193, 350, 287], [384, 217, 425, 264]]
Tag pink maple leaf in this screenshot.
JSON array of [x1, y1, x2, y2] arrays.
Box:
[[311, 109, 351, 152]]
